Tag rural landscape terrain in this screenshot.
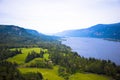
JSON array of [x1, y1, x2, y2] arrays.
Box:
[[0, 24, 120, 80], [0, 0, 120, 80]]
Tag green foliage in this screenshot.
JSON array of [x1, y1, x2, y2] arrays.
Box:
[[19, 66, 64, 80], [25, 49, 47, 63], [0, 48, 22, 60], [0, 25, 59, 48], [43, 53, 49, 60], [26, 58, 53, 69], [7, 48, 41, 64], [1, 47, 116, 80], [25, 50, 44, 63], [0, 61, 24, 80], [58, 66, 70, 80], [19, 66, 111, 80], [22, 72, 43, 80], [1, 24, 119, 80], [1, 44, 120, 80], [48, 44, 119, 80], [0, 61, 44, 80]]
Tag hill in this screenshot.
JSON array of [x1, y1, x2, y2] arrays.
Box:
[[0, 24, 120, 80], [0, 25, 59, 47], [56, 23, 120, 40]]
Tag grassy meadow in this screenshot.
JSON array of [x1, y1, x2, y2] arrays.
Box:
[[69, 73, 111, 80], [19, 66, 64, 80], [7, 48, 112, 80], [7, 48, 43, 64], [19, 67, 111, 80]]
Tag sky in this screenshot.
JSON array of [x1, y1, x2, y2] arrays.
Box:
[[0, 0, 120, 34]]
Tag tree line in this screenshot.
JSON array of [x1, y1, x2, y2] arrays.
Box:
[[25, 50, 53, 69], [0, 61, 43, 80], [25, 50, 44, 63], [0, 48, 22, 60], [44, 42, 120, 80]]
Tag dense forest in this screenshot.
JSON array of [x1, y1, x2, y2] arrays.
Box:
[[0, 25, 60, 48], [0, 25, 120, 80], [0, 61, 43, 80]]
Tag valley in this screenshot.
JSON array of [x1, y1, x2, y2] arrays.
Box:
[[0, 25, 120, 80], [0, 0, 120, 79]]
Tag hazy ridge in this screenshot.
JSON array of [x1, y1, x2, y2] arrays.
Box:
[[56, 23, 120, 40]]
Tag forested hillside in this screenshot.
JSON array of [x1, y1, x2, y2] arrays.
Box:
[[56, 23, 120, 40], [0, 25, 59, 48]]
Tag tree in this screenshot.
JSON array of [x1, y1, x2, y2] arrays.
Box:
[[0, 61, 24, 80]]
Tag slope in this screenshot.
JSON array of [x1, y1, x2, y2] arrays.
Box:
[[0, 25, 59, 47], [56, 23, 120, 40]]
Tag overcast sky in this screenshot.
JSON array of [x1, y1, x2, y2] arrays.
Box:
[[0, 0, 120, 34]]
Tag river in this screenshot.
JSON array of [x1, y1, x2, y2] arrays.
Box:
[[62, 37, 120, 65]]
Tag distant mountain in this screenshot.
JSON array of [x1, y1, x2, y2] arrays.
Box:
[[0, 25, 59, 47], [56, 23, 120, 40]]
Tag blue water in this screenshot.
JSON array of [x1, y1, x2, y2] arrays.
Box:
[[62, 37, 120, 65]]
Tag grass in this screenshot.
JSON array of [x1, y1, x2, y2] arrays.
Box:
[[22, 54, 49, 67], [23, 58, 43, 67], [69, 73, 111, 80], [44, 53, 49, 60], [7, 48, 42, 64], [19, 67, 111, 80], [18, 66, 64, 80]]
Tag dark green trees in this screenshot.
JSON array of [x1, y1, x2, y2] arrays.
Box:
[[0, 61, 44, 80], [0, 49, 22, 60], [25, 50, 44, 63], [58, 67, 69, 80], [0, 61, 24, 80], [23, 72, 43, 80]]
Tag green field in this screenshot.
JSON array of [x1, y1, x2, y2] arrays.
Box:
[[19, 67, 111, 80], [23, 58, 47, 67], [7, 48, 112, 80], [69, 73, 111, 80], [18, 66, 64, 80], [7, 48, 45, 64]]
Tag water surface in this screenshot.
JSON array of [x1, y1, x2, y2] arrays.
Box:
[[62, 37, 120, 65]]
